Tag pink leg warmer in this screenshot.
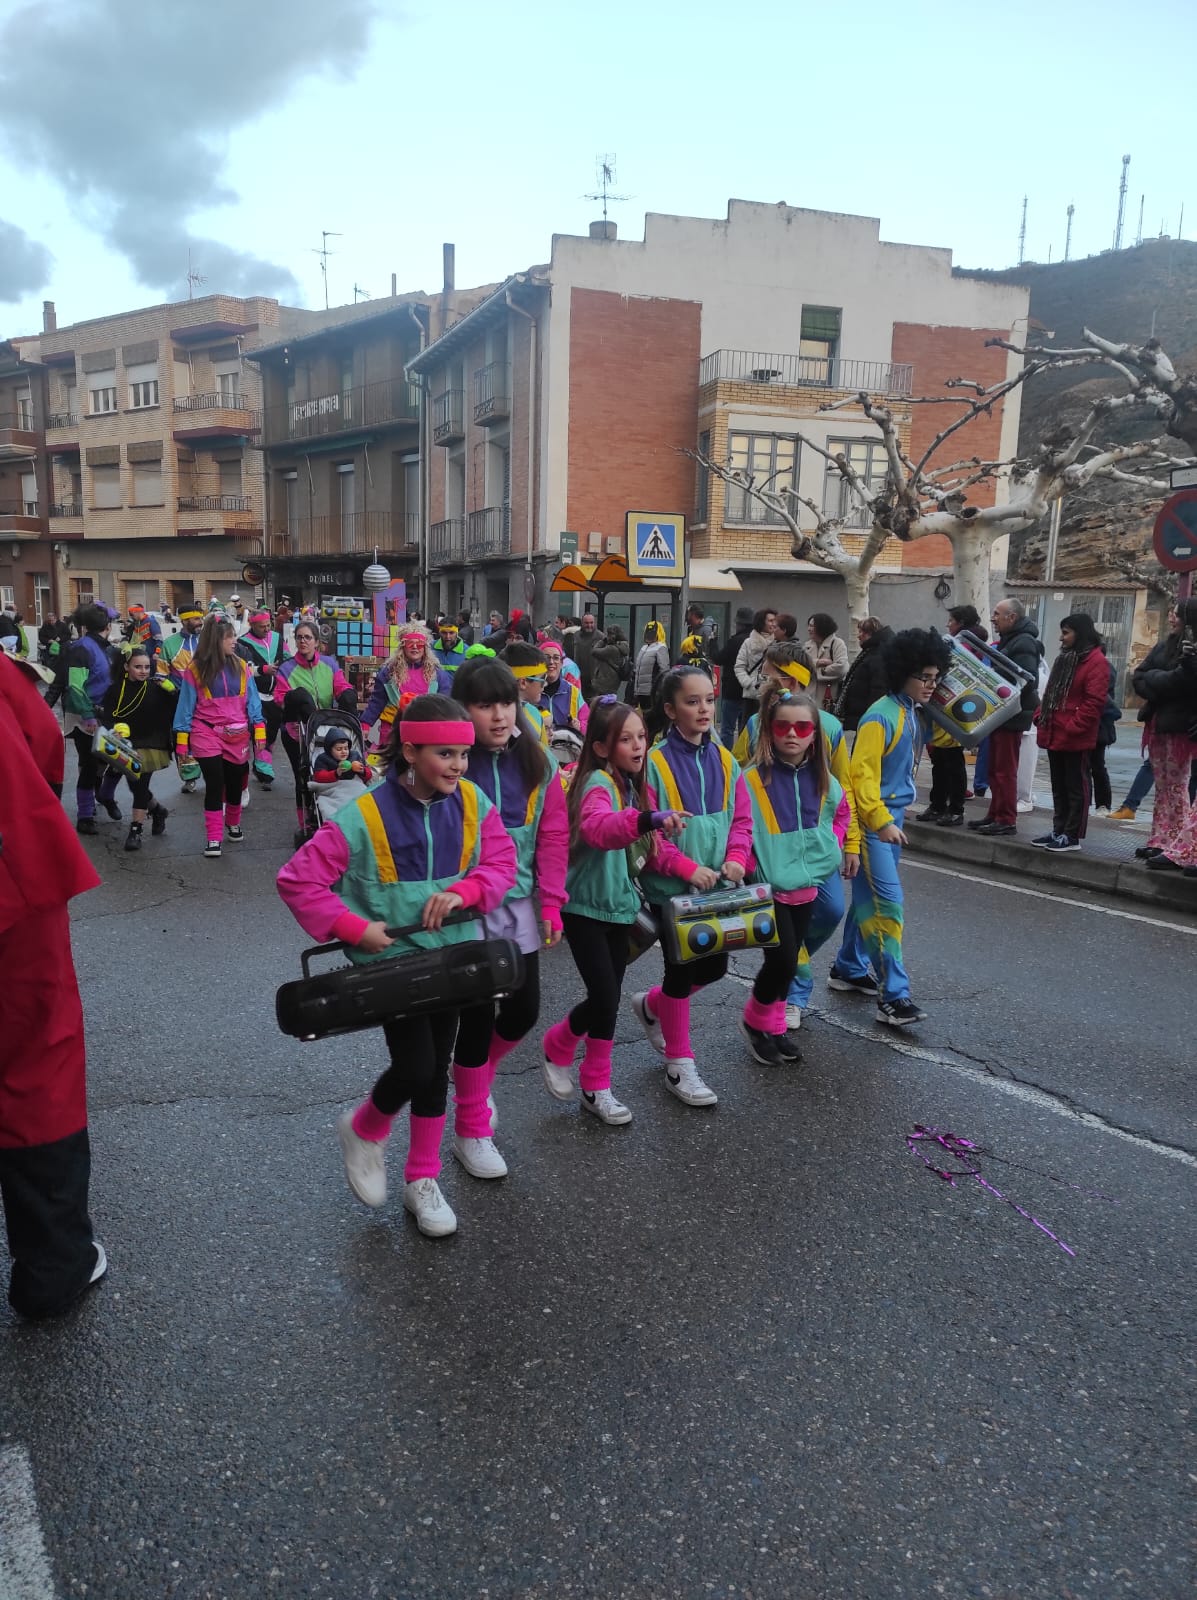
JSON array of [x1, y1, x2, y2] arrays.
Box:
[[743, 992, 775, 1033], [579, 1036, 614, 1093], [204, 809, 223, 845], [647, 986, 692, 1058], [767, 1000, 788, 1037], [486, 1029, 520, 1089], [452, 1062, 493, 1139], [352, 1097, 394, 1142], [225, 803, 243, 828], [543, 1015, 585, 1068], [404, 1113, 445, 1182]]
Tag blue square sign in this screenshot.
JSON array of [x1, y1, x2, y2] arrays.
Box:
[[626, 512, 686, 579]]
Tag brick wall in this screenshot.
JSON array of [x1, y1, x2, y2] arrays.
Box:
[[566, 288, 700, 549], [891, 322, 1010, 571]]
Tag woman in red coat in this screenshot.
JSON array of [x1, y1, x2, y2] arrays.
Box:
[[1032, 613, 1110, 853]]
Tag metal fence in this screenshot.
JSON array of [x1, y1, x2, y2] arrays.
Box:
[[467, 505, 511, 559], [699, 349, 914, 395]]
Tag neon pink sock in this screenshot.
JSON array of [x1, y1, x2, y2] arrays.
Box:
[[579, 1036, 614, 1093], [352, 1097, 394, 1142], [204, 809, 223, 845], [743, 993, 774, 1032], [225, 803, 243, 827], [404, 1113, 445, 1181], [767, 1000, 788, 1037], [543, 1015, 585, 1067], [648, 986, 691, 1057], [452, 1062, 492, 1139]]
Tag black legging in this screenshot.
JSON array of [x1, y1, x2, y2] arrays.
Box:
[[753, 901, 815, 1005], [1090, 742, 1112, 812], [928, 746, 967, 814], [455, 950, 541, 1068], [197, 755, 247, 812], [562, 912, 634, 1042], [68, 727, 101, 803], [661, 950, 728, 999], [1047, 749, 1091, 839], [372, 1010, 461, 1119], [281, 729, 307, 810], [99, 766, 157, 811]]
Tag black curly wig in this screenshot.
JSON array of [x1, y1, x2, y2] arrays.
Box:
[[881, 627, 952, 693]]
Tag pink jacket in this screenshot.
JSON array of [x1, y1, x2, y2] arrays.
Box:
[[534, 774, 569, 932]]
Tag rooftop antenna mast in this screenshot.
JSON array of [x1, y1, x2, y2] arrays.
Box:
[[354, 284, 371, 303], [1017, 195, 1027, 266], [584, 154, 628, 224], [1113, 154, 1131, 250], [1064, 203, 1075, 262], [185, 247, 206, 301], [311, 230, 342, 310]]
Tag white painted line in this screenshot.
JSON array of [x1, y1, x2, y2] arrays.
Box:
[[904, 856, 1197, 936], [0, 1447, 57, 1600]]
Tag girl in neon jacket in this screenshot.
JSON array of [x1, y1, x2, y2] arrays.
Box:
[[277, 693, 517, 1239], [172, 615, 266, 859], [447, 658, 570, 1181], [273, 617, 358, 841], [362, 625, 453, 747]]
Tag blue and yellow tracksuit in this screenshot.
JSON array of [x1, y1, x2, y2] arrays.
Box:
[[833, 692, 925, 1003]]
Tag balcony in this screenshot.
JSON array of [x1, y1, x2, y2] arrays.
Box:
[[0, 413, 42, 460], [260, 377, 419, 448], [247, 510, 419, 562], [0, 498, 47, 538], [173, 392, 262, 444], [432, 389, 465, 446], [48, 502, 85, 539], [429, 517, 466, 567], [178, 494, 252, 514], [699, 349, 914, 396], [467, 504, 512, 561], [473, 362, 510, 427]]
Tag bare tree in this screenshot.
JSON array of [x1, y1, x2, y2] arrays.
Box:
[[688, 329, 1196, 629]]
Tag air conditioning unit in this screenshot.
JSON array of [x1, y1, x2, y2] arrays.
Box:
[[587, 531, 603, 553], [605, 535, 621, 554]]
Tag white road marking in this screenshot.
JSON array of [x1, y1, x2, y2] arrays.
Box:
[[726, 971, 1197, 1168], [0, 1447, 56, 1600], [904, 856, 1197, 936]]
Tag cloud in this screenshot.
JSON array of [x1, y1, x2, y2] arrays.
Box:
[[0, 219, 52, 302], [0, 0, 378, 300]]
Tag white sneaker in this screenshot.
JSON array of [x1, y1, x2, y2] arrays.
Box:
[[240, 784, 251, 809], [336, 1110, 387, 1207], [542, 1055, 577, 1101], [404, 1177, 457, 1237], [203, 840, 221, 859], [784, 1004, 803, 1030], [580, 1087, 633, 1125], [453, 1135, 508, 1179], [664, 1057, 717, 1107], [1016, 800, 1034, 814], [1094, 806, 1110, 817], [630, 991, 666, 1055]]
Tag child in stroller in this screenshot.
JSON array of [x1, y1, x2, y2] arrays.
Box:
[[298, 711, 374, 837]]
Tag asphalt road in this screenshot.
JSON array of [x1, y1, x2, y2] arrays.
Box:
[[2, 764, 1194, 1600]]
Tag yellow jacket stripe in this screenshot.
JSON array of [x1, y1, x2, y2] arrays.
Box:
[[459, 780, 479, 874], [359, 792, 399, 884]]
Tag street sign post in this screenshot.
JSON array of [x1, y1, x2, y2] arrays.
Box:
[[1168, 465, 1197, 491], [1153, 489, 1197, 601], [626, 512, 686, 580]]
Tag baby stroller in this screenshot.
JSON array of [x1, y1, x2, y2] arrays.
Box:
[[297, 709, 375, 839], [549, 725, 583, 791]]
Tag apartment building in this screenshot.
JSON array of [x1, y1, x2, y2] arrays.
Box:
[[0, 331, 55, 623], [409, 201, 1030, 640]]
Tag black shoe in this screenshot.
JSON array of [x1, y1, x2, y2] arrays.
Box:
[[877, 997, 927, 1027], [966, 818, 993, 831], [101, 797, 122, 821], [827, 967, 880, 996], [917, 807, 946, 823], [936, 812, 964, 827], [738, 1020, 786, 1066], [1145, 854, 1182, 872], [150, 804, 168, 836], [76, 816, 97, 836], [774, 1032, 804, 1063], [976, 822, 1016, 836], [973, 787, 988, 798], [124, 824, 142, 852], [1134, 845, 1164, 860]]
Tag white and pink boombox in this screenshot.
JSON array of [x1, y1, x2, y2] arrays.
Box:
[[925, 633, 1037, 749]]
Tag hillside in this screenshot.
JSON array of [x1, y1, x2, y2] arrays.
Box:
[[961, 238, 1197, 590]]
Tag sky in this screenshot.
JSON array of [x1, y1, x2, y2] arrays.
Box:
[[1, 0, 1194, 339]]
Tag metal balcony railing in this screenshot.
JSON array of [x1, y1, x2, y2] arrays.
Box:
[[432, 389, 465, 444], [262, 377, 419, 446], [46, 412, 79, 430], [473, 363, 510, 425], [467, 505, 512, 560], [49, 502, 84, 517], [699, 349, 914, 395], [178, 495, 252, 513], [429, 517, 467, 566], [174, 392, 252, 411], [259, 510, 419, 560]]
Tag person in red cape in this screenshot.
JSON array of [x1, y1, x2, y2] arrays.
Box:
[[0, 651, 107, 1317]]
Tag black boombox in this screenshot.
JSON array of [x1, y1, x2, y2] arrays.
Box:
[[276, 914, 524, 1041]]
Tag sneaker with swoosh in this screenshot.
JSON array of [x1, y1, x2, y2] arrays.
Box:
[[663, 1058, 718, 1106]]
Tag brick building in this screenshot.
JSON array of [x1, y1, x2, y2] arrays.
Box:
[[0, 330, 53, 624]]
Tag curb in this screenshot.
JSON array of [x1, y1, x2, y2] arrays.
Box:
[[904, 819, 1197, 917]]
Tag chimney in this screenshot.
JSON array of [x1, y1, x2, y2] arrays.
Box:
[[589, 220, 617, 242], [42, 300, 57, 333], [442, 243, 455, 294], [391, 272, 397, 297]]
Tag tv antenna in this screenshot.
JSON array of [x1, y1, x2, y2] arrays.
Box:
[[584, 154, 629, 224], [1017, 195, 1027, 265], [186, 247, 207, 301], [1113, 154, 1130, 250], [1064, 203, 1074, 262], [354, 284, 371, 302], [311, 230, 342, 309]]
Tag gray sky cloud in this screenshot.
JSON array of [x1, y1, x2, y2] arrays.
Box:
[[0, 218, 52, 302], [0, 0, 378, 299]]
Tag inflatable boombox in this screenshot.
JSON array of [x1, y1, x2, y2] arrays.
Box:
[[660, 882, 779, 965], [925, 633, 1037, 749], [320, 596, 366, 622], [92, 724, 143, 780]]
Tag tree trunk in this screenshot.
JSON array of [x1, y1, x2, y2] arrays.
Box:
[[842, 565, 874, 638], [947, 528, 995, 620]]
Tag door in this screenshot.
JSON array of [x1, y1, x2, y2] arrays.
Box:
[[337, 463, 355, 551]]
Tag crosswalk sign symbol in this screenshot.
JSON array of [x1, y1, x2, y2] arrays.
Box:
[[626, 511, 686, 579]]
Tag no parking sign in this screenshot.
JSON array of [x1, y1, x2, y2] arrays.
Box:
[[1152, 490, 1197, 573]]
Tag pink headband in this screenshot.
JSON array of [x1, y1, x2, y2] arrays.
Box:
[[399, 719, 476, 745], [249, 610, 270, 623]]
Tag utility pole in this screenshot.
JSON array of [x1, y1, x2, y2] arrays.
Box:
[[1017, 195, 1028, 266], [1113, 154, 1130, 250], [1136, 194, 1145, 247], [1064, 203, 1074, 262]]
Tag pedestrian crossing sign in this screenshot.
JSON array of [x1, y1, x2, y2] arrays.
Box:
[[626, 511, 686, 579]]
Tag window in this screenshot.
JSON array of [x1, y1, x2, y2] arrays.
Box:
[[132, 461, 163, 506], [91, 463, 122, 508], [71, 578, 95, 608], [33, 573, 51, 627], [799, 306, 841, 383], [336, 462, 355, 551], [89, 371, 117, 414], [216, 364, 241, 404], [124, 581, 154, 610], [128, 362, 159, 409], [281, 470, 299, 543], [218, 457, 243, 499], [0, 586, 14, 611], [695, 430, 711, 523], [822, 438, 889, 528], [17, 391, 33, 429], [724, 433, 798, 525], [20, 472, 37, 516]]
